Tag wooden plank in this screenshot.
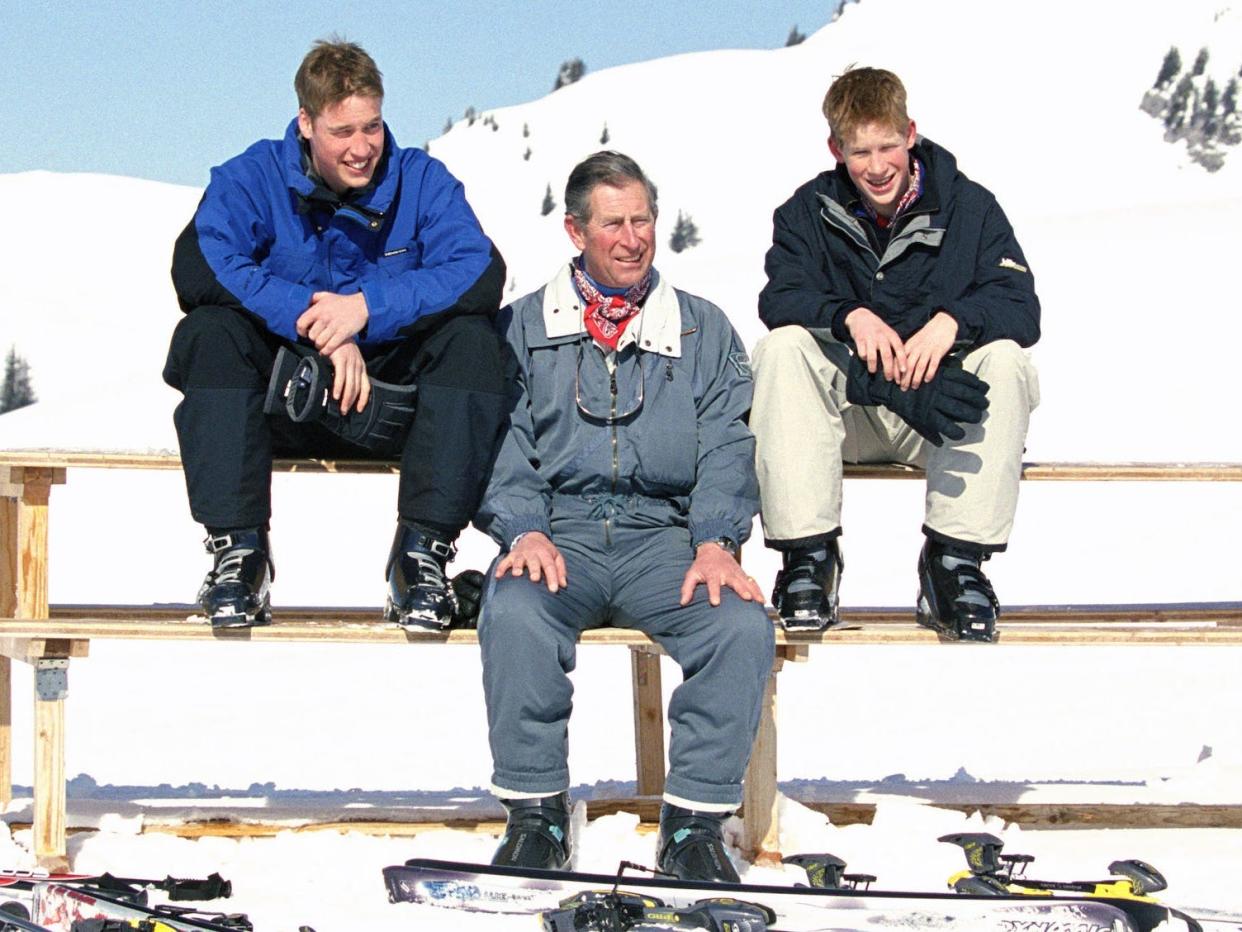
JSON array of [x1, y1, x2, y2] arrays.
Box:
[[0, 493, 14, 809], [3, 451, 1241, 481], [630, 648, 665, 797], [34, 697, 66, 869], [0, 638, 89, 663], [3, 602, 1238, 646], [741, 659, 782, 862]]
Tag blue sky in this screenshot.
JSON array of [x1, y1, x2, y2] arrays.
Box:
[[5, 1, 838, 187]]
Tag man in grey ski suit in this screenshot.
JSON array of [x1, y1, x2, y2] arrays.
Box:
[[475, 151, 774, 883]]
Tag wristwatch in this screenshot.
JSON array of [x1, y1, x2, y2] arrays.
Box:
[[697, 536, 738, 557]]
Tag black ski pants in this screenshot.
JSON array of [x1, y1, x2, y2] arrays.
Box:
[[162, 304, 507, 538]]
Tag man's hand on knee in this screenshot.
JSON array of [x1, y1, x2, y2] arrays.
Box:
[[680, 542, 765, 607], [845, 307, 907, 382], [496, 531, 568, 593]]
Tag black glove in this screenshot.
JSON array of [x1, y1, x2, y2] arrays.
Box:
[[263, 347, 418, 453], [845, 355, 989, 446], [450, 569, 485, 629]]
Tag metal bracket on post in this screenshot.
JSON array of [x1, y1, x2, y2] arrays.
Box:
[[34, 659, 68, 701]]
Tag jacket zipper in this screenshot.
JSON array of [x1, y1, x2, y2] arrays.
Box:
[[607, 367, 619, 546]]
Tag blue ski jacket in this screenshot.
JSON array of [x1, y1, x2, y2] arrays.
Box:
[[172, 119, 504, 346], [759, 137, 1039, 350], [476, 264, 758, 551]]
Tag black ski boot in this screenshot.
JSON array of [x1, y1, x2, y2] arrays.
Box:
[[771, 540, 843, 631], [384, 524, 456, 630], [916, 538, 1000, 642], [198, 528, 273, 629], [656, 803, 740, 884], [491, 792, 572, 871]]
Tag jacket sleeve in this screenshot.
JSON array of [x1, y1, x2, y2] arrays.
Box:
[[473, 305, 554, 548], [687, 305, 760, 548], [758, 199, 865, 340], [361, 158, 505, 343], [171, 172, 314, 342], [940, 198, 1040, 349]]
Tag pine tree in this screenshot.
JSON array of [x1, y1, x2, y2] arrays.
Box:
[[523, 147, 532, 161], [785, 25, 806, 46], [1154, 46, 1181, 89], [1, 346, 36, 414], [1222, 77, 1237, 118], [541, 184, 556, 216], [465, 106, 477, 127], [600, 123, 610, 144], [553, 58, 586, 91], [1200, 78, 1220, 136], [1166, 75, 1194, 130], [668, 211, 701, 253], [1191, 47, 1209, 77], [523, 122, 530, 138], [443, 116, 453, 134]]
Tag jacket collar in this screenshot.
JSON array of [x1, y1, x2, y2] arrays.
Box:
[[825, 136, 945, 220], [281, 118, 400, 217], [541, 262, 683, 358]]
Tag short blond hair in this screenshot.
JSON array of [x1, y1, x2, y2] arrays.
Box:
[[822, 67, 909, 144], [294, 38, 384, 119]]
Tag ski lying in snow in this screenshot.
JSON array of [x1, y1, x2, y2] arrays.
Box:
[[383, 857, 1192, 931], [0, 907, 53, 932], [0, 872, 230, 902], [29, 884, 253, 932]]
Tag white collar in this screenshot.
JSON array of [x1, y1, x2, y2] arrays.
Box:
[[540, 263, 683, 358]]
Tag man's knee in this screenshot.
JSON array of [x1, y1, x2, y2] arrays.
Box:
[[165, 306, 268, 390], [413, 313, 505, 393], [753, 325, 819, 372], [962, 340, 1039, 407]]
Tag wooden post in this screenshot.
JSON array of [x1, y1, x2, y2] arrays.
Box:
[[741, 653, 784, 862], [629, 647, 666, 797], [0, 484, 15, 809], [3, 467, 67, 867]]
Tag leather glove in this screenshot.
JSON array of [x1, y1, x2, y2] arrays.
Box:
[[845, 355, 989, 446], [450, 569, 485, 629]]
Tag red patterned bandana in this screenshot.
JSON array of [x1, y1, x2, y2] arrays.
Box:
[[572, 264, 653, 350]]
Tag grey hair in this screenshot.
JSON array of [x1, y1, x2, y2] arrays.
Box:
[[564, 150, 659, 225]]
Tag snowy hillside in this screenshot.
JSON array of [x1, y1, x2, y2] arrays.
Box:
[[0, 0, 1239, 810]]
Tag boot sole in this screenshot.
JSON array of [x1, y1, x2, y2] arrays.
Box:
[[384, 598, 451, 632], [916, 593, 998, 643]]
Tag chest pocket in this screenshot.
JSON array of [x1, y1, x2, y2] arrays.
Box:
[[377, 246, 420, 278], [627, 352, 697, 494]]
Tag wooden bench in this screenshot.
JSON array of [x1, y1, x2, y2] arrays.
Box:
[[3, 451, 1242, 868]]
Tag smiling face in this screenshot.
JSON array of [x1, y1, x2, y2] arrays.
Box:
[[564, 180, 656, 290], [829, 119, 917, 219], [297, 94, 384, 194]]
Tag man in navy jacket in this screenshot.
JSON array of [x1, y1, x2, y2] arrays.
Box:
[[163, 39, 506, 629], [752, 67, 1040, 642]]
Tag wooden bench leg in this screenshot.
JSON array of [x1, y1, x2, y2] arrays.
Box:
[[741, 654, 784, 863], [630, 647, 666, 797], [1, 467, 67, 867]]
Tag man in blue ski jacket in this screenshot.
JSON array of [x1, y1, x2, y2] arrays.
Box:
[[474, 151, 775, 883], [752, 67, 1040, 643], [163, 39, 507, 630]]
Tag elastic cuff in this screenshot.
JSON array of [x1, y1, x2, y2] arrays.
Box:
[[501, 514, 553, 547], [764, 527, 842, 552], [689, 517, 744, 550], [922, 524, 1007, 555], [491, 783, 570, 801], [663, 773, 742, 809], [491, 766, 570, 796], [662, 792, 734, 814]]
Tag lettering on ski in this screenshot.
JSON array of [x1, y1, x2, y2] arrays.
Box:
[[383, 858, 1190, 931]]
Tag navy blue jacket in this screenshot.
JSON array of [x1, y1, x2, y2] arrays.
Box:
[[172, 119, 504, 346], [759, 138, 1039, 350]]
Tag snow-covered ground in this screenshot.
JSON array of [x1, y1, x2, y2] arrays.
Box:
[[2, 0, 1241, 928]]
